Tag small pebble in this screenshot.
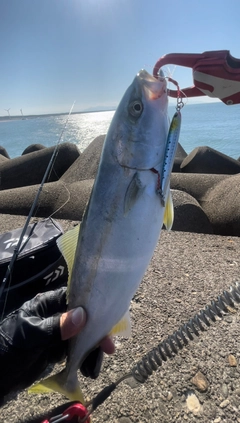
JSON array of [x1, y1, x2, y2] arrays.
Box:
[[221, 383, 229, 398], [125, 378, 139, 389], [186, 392, 201, 414], [228, 354, 238, 366], [219, 399, 230, 408], [235, 388, 240, 396], [191, 371, 209, 392]]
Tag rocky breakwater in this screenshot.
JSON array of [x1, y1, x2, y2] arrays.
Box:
[[171, 146, 240, 236], [0, 138, 239, 236]]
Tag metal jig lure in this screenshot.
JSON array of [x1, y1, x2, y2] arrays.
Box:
[[159, 110, 181, 206]]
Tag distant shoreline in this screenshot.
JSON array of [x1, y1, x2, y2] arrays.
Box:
[[0, 101, 223, 122], [0, 109, 116, 122]]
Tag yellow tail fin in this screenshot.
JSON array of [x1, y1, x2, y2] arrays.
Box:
[[28, 369, 85, 404]]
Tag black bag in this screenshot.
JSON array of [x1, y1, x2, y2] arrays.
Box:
[[0, 218, 68, 317]]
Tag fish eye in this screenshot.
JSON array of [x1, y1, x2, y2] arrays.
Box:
[[128, 100, 143, 118]]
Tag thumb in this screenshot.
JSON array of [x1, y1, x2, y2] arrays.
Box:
[[60, 307, 87, 341]]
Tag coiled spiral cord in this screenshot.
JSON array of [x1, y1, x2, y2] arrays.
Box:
[[131, 281, 240, 384], [85, 282, 240, 420]]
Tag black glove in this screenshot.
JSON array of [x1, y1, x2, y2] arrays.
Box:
[[0, 287, 103, 402]]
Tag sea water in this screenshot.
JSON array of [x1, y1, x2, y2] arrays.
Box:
[[0, 102, 240, 159]]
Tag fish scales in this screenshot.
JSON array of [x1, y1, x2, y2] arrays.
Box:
[[29, 69, 174, 402]]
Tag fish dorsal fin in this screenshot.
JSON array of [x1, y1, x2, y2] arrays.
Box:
[[124, 172, 145, 215], [57, 225, 80, 302], [110, 309, 131, 337], [163, 190, 174, 231]]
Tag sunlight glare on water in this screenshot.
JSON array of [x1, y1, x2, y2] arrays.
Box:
[[0, 111, 115, 158], [0, 104, 239, 159], [65, 111, 115, 152]]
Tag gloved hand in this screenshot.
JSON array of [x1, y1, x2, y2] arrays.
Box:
[[0, 287, 114, 402]]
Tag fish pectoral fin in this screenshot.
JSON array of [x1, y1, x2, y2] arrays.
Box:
[[124, 172, 145, 215], [57, 224, 80, 302], [28, 370, 85, 404], [110, 309, 131, 337], [163, 190, 174, 231]]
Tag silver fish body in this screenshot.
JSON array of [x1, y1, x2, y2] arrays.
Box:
[[30, 69, 171, 401], [66, 70, 169, 391]]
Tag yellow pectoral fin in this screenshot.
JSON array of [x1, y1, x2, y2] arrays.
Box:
[[28, 371, 85, 404], [163, 190, 174, 231], [57, 224, 80, 301], [110, 310, 131, 337]]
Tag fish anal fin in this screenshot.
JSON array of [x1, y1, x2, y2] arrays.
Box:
[[28, 370, 85, 404], [110, 310, 131, 337], [124, 172, 145, 215], [57, 225, 80, 302], [163, 190, 174, 231]]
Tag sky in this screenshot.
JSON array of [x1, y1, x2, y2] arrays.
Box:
[[1, 0, 240, 116]]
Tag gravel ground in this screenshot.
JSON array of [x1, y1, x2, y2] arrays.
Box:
[[1, 215, 240, 423]]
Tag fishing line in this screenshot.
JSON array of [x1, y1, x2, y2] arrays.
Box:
[[152, 61, 188, 107], [0, 102, 75, 320], [33, 102, 76, 217], [48, 180, 71, 219]]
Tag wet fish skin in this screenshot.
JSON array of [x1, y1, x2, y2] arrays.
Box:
[[29, 69, 172, 402]]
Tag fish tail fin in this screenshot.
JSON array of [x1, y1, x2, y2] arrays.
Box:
[[28, 369, 85, 404]]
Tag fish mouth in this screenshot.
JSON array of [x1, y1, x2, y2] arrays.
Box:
[[137, 69, 167, 100], [114, 69, 169, 172]]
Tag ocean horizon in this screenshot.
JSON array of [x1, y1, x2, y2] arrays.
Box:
[[0, 101, 239, 160]]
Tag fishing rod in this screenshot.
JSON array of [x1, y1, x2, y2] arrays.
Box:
[[0, 102, 75, 320]]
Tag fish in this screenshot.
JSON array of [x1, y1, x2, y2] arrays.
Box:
[[29, 69, 177, 402]]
